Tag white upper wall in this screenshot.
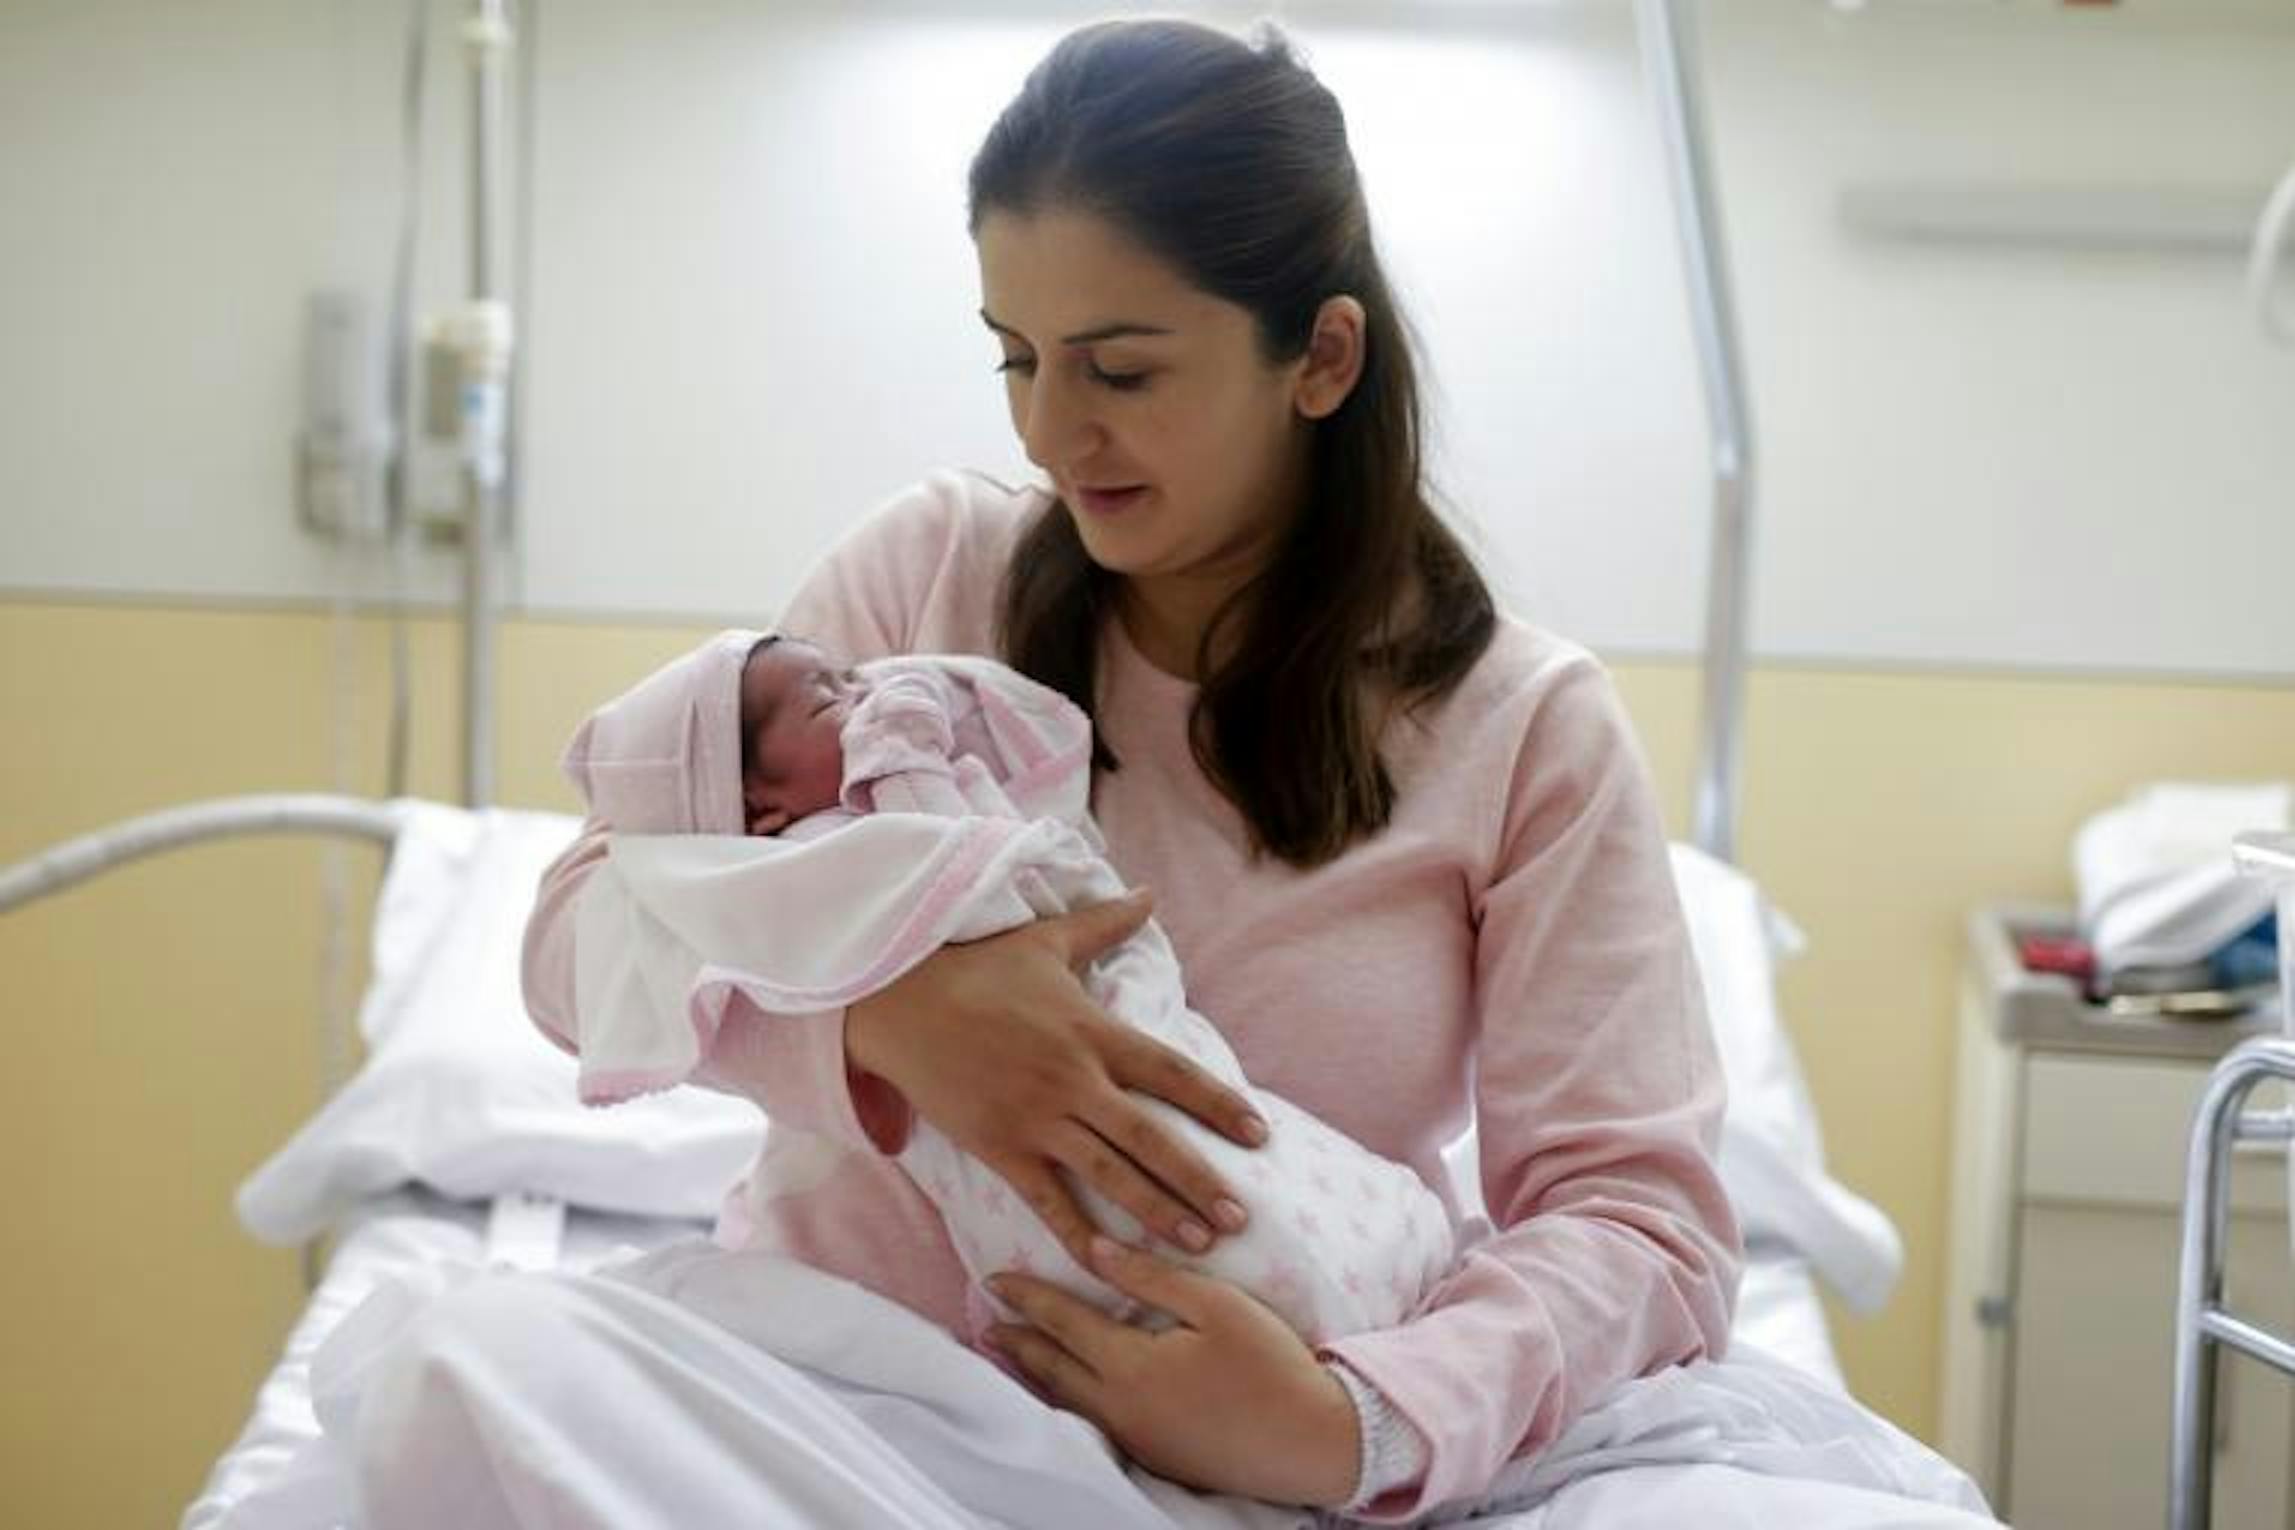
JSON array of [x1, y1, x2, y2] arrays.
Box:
[[2, 0, 2290, 676]]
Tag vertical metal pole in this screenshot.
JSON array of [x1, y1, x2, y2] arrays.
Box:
[[1635, 0, 1758, 866], [2168, 1060, 2237, 1530], [459, 0, 513, 808]]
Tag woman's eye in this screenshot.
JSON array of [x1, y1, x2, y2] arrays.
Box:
[[994, 355, 1036, 377], [1089, 363, 1149, 392]]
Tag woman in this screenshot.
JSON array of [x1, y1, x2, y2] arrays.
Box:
[[364, 20, 1983, 1528]]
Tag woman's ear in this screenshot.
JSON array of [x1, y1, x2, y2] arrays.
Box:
[[1293, 295, 1367, 421]]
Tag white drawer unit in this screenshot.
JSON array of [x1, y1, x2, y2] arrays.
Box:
[[1941, 907, 2292, 1530]]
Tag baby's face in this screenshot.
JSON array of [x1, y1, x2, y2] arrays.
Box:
[[738, 639, 857, 835]]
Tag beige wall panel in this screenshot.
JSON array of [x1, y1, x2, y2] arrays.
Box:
[[1723, 668, 2295, 1442]]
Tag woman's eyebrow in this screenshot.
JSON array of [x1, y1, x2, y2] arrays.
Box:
[[978, 309, 1173, 347]]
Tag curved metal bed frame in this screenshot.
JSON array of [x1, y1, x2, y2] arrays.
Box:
[[0, 796, 410, 916]]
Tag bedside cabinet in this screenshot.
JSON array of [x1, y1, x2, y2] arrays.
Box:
[[1940, 906, 2292, 1529]]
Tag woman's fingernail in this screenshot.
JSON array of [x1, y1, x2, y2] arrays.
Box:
[[1241, 1114, 1270, 1145], [1214, 1197, 1248, 1232], [1176, 1220, 1211, 1253]]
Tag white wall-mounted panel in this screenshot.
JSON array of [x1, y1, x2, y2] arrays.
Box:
[[0, 0, 473, 609], [3, 0, 2291, 677], [1708, 3, 2295, 675]]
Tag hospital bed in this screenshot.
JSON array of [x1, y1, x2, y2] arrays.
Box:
[[0, 795, 1904, 1524], [111, 801, 1886, 1525]]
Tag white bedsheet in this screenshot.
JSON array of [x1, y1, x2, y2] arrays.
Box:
[[185, 1194, 1860, 1529], [183, 1191, 706, 1530], [188, 1204, 1984, 1529]]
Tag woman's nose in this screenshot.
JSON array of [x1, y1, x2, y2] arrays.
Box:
[[1018, 370, 1099, 470]]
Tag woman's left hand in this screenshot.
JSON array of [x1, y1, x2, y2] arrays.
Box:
[[985, 1236, 1360, 1508]]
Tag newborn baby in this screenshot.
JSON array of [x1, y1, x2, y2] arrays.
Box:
[[733, 635, 859, 838], [561, 630, 1456, 1349]]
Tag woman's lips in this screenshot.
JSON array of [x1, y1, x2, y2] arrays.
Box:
[[1073, 484, 1149, 515]]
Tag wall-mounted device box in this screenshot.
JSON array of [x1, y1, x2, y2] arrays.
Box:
[[298, 289, 394, 542]]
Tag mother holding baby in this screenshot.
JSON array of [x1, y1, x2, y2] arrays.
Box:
[[341, 19, 1933, 1528]]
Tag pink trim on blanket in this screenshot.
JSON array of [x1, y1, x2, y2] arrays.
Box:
[[1000, 740, 1092, 813], [977, 686, 1051, 771], [580, 975, 730, 1102], [887, 825, 1013, 969], [578, 1067, 684, 1106]]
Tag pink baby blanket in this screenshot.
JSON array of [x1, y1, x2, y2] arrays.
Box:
[[560, 634, 1455, 1346]]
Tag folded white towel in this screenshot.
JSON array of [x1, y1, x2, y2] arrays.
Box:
[[2074, 781, 2290, 977]]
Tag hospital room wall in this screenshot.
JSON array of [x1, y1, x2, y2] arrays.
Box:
[[6, 0, 2293, 673], [8, 600, 2295, 1527]]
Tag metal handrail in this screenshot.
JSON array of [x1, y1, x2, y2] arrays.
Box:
[[2168, 836, 2295, 1529], [0, 794, 408, 916], [2167, 1038, 2295, 1529]]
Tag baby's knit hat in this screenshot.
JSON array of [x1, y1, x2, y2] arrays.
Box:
[[560, 628, 765, 834]]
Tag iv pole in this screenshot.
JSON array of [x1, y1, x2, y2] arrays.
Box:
[[454, 0, 515, 809], [1636, 0, 1759, 867]]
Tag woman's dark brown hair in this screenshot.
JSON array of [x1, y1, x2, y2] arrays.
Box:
[[970, 19, 1496, 867]]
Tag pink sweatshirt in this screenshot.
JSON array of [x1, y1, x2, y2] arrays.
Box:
[[521, 468, 1742, 1520]]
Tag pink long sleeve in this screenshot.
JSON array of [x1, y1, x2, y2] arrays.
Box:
[[1314, 660, 1742, 1519]]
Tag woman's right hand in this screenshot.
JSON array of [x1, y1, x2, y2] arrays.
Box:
[[844, 889, 1267, 1267]]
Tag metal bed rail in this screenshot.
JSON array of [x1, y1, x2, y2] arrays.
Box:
[[2168, 830, 2295, 1530], [0, 794, 409, 916]]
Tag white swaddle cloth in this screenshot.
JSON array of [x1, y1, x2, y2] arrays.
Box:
[[562, 634, 1456, 1347]]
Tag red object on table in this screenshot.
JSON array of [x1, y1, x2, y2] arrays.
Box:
[[2017, 933, 2096, 985]]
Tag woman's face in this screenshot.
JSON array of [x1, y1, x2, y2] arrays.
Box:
[[975, 208, 1311, 599]]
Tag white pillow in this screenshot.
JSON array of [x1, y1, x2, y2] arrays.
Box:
[[1438, 846, 1903, 1315], [1668, 844, 1902, 1315], [236, 802, 763, 1244]]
